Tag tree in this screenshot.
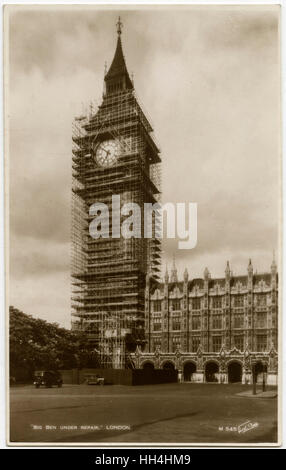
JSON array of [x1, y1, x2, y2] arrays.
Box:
[[9, 306, 99, 381]]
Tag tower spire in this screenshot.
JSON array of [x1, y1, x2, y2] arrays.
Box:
[[105, 17, 133, 94]]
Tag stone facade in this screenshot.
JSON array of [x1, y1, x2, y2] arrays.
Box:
[[132, 258, 278, 385]]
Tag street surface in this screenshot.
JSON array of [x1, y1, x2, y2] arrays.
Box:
[[9, 383, 278, 444]]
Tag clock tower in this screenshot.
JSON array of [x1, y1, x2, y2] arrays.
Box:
[[71, 18, 161, 360]]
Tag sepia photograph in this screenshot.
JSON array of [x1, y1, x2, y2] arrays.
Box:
[[4, 3, 281, 446]]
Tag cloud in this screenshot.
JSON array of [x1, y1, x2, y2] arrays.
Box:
[[202, 7, 279, 51], [10, 272, 71, 328]]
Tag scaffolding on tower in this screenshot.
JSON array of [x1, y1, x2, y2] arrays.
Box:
[[71, 24, 162, 365]]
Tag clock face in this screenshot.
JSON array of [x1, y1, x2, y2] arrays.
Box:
[[94, 139, 120, 167]]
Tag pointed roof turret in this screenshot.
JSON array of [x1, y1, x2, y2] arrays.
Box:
[[170, 254, 178, 283], [105, 17, 134, 93], [204, 267, 210, 280], [271, 250, 277, 274], [164, 264, 169, 284], [184, 267, 189, 283], [225, 260, 231, 278], [247, 258, 253, 275]]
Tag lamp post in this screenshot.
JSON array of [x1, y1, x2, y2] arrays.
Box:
[[262, 361, 266, 392], [252, 364, 256, 395]]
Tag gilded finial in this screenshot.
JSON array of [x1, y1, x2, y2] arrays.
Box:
[[116, 16, 123, 36]]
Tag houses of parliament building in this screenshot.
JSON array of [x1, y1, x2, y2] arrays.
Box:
[[132, 258, 278, 385]]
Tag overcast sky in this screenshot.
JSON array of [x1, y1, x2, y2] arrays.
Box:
[[8, 5, 280, 327]]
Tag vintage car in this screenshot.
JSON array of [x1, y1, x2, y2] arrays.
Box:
[[34, 370, 63, 388], [85, 374, 105, 385]]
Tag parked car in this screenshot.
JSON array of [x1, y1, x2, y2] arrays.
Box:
[[85, 374, 105, 385], [9, 376, 16, 386], [34, 370, 63, 388]]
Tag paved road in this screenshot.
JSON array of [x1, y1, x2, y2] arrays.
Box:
[[9, 383, 278, 445]]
